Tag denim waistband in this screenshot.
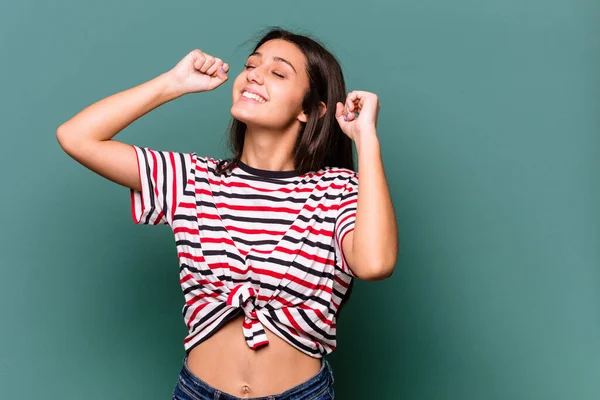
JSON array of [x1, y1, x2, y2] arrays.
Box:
[[176, 355, 334, 400]]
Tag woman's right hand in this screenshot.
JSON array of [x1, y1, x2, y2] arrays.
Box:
[[167, 49, 230, 95]]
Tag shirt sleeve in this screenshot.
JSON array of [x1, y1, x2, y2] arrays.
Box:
[[129, 145, 195, 226], [333, 172, 359, 276]]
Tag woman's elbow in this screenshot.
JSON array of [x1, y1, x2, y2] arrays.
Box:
[[355, 258, 396, 281]]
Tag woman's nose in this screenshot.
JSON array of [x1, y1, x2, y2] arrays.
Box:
[[246, 67, 264, 84]]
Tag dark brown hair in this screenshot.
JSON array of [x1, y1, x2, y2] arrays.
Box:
[[215, 26, 355, 176]]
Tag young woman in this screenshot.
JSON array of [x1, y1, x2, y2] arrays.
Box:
[[57, 27, 398, 400]]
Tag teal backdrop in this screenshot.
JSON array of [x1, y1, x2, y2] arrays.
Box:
[[1, 0, 599, 399]]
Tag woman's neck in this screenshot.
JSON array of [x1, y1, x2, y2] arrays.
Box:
[[240, 124, 299, 171]]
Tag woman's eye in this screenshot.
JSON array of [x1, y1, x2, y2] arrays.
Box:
[[244, 64, 284, 78]]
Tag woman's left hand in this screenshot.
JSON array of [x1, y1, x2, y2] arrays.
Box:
[[335, 90, 381, 141]]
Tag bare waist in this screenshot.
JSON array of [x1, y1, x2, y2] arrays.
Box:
[[186, 312, 321, 398]]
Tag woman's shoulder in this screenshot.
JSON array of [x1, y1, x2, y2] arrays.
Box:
[[322, 165, 358, 180], [189, 154, 227, 166]]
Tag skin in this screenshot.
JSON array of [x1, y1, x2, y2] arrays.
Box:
[[188, 39, 399, 397], [186, 39, 330, 397], [56, 36, 398, 398], [230, 38, 325, 173]]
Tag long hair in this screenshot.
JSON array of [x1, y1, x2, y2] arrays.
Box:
[[216, 26, 356, 316], [215, 26, 355, 175]]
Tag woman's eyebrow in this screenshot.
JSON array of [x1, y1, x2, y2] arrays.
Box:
[[248, 51, 297, 74]]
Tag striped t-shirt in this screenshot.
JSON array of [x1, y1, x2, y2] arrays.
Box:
[[129, 145, 359, 358]]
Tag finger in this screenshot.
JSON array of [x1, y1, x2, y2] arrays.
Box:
[[335, 102, 347, 123], [346, 108, 356, 121], [217, 61, 229, 80], [346, 93, 355, 113], [346, 91, 361, 112], [194, 54, 206, 70], [191, 49, 203, 62], [347, 90, 372, 112], [200, 55, 215, 73], [206, 58, 222, 77], [335, 102, 345, 118], [337, 102, 354, 123], [343, 103, 351, 120], [346, 93, 361, 121], [345, 96, 358, 121]]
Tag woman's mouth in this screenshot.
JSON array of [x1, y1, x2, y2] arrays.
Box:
[[241, 91, 267, 103]]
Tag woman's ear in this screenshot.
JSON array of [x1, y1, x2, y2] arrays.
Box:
[[297, 101, 327, 123], [318, 101, 327, 118]]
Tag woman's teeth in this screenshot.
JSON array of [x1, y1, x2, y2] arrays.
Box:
[[242, 91, 267, 103]]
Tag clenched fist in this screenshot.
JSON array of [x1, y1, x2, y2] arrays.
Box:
[[167, 49, 230, 95]]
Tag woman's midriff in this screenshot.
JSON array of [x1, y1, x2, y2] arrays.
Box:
[[186, 312, 322, 398]]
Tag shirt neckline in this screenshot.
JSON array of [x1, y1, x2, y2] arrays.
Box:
[[236, 159, 301, 179]]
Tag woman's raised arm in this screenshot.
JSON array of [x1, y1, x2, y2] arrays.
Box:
[[56, 72, 183, 191], [56, 49, 229, 191]]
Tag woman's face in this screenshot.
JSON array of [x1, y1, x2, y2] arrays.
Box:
[[230, 39, 310, 129]]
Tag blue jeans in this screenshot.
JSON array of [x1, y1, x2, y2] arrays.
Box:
[[172, 355, 335, 400]]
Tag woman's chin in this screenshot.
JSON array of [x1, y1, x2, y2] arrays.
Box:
[[230, 107, 261, 125]]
